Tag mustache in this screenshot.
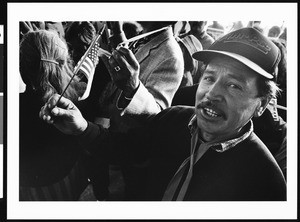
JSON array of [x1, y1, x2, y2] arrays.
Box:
[[196, 100, 213, 109]]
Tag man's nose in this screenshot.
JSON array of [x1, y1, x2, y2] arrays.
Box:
[[205, 82, 223, 102]]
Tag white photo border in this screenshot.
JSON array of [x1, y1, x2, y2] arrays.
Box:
[[7, 2, 298, 220]]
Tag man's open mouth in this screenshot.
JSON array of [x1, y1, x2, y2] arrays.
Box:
[[200, 106, 225, 120], [203, 107, 220, 117]]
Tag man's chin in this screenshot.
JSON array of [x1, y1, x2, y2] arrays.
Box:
[[196, 116, 223, 134]]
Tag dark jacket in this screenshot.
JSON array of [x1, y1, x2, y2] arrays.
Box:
[[81, 106, 286, 201], [172, 83, 287, 179]]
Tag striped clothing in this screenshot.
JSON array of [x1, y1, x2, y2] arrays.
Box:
[[20, 161, 88, 201]]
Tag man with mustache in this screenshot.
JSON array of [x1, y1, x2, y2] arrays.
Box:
[[40, 27, 286, 201]]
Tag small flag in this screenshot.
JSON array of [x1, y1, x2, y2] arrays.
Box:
[[75, 35, 100, 101], [76, 40, 100, 82], [74, 25, 109, 101]]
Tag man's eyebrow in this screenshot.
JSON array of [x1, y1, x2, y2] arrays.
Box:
[[205, 66, 248, 84], [203, 67, 216, 75], [227, 73, 247, 84]]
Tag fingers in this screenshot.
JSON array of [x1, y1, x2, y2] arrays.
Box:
[[109, 52, 125, 71], [48, 95, 76, 116], [51, 106, 71, 117], [109, 47, 139, 71], [39, 104, 54, 124], [39, 94, 76, 123], [107, 56, 119, 77], [116, 47, 138, 68], [47, 94, 74, 110], [42, 114, 54, 124], [116, 47, 139, 69]]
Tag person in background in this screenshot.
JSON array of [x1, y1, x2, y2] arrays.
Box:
[[64, 21, 116, 201], [179, 21, 213, 84], [40, 27, 286, 201], [270, 38, 287, 120], [20, 21, 65, 41], [176, 34, 203, 87], [181, 21, 215, 50], [173, 21, 189, 37], [110, 21, 184, 132], [230, 21, 244, 31], [207, 21, 225, 39], [248, 21, 264, 34], [19, 30, 88, 200], [268, 25, 281, 38], [64, 21, 97, 65], [105, 21, 184, 200], [278, 27, 287, 47], [44, 21, 65, 40], [122, 21, 143, 39]]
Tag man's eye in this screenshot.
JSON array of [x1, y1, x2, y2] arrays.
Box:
[[203, 76, 214, 82], [228, 83, 242, 90]]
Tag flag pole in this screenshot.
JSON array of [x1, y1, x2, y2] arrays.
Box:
[[54, 24, 106, 106]]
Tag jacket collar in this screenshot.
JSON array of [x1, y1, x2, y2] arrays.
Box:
[[188, 114, 254, 152]]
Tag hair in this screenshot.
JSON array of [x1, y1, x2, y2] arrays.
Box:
[[256, 75, 281, 99], [20, 30, 82, 103], [122, 21, 142, 39], [189, 21, 207, 32], [256, 42, 283, 100], [64, 21, 97, 64], [268, 26, 281, 38]]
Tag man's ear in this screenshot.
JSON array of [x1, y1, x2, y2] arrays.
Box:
[[254, 96, 272, 117]]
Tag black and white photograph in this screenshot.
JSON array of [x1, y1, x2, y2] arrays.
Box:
[[5, 2, 298, 220]]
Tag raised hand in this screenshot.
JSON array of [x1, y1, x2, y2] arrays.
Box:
[[107, 47, 140, 97], [39, 94, 88, 135]]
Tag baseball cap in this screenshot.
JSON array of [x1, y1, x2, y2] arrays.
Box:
[[192, 27, 281, 79]]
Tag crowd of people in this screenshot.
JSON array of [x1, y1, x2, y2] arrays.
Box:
[[19, 21, 287, 201]]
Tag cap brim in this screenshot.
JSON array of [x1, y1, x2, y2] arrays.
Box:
[[192, 50, 274, 79]]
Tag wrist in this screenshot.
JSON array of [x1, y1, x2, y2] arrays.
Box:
[[116, 82, 140, 110], [75, 119, 88, 135], [123, 81, 140, 98]]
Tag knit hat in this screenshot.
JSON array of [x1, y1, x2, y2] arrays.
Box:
[[193, 27, 281, 79]]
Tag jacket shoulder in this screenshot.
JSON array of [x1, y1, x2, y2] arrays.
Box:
[[151, 105, 195, 128]]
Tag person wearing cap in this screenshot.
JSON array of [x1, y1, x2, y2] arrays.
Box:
[[40, 27, 286, 201]]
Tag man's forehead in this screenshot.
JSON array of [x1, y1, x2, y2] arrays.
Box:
[[205, 56, 259, 81]]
